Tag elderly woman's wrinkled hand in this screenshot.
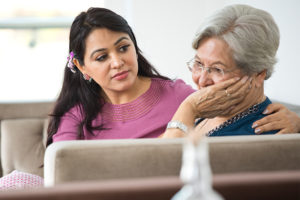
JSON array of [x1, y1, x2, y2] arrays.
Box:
[[185, 76, 251, 119], [252, 103, 300, 134]]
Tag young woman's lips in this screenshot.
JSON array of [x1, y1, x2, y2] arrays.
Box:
[[112, 71, 129, 80]]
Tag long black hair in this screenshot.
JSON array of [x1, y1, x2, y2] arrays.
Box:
[[47, 7, 169, 146]]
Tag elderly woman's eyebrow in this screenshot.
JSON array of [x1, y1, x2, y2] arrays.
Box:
[[194, 55, 228, 67], [211, 61, 228, 68]]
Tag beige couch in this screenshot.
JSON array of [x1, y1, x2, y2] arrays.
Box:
[[0, 102, 53, 177], [0, 101, 300, 184]]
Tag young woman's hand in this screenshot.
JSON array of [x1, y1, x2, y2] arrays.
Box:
[[252, 103, 300, 134]]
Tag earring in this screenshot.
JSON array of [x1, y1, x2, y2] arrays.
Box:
[[83, 74, 92, 82]]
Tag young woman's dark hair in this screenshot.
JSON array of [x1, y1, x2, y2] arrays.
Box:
[[47, 7, 169, 146]]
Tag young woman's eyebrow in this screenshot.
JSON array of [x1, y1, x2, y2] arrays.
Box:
[[90, 48, 106, 59], [114, 36, 129, 45], [90, 37, 130, 58]]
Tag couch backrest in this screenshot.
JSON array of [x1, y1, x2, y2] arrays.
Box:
[[0, 102, 54, 121], [208, 134, 300, 174], [44, 134, 300, 186], [44, 138, 184, 186]]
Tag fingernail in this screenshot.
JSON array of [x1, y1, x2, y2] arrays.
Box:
[[242, 76, 249, 83], [255, 128, 261, 134], [263, 109, 268, 114], [252, 123, 258, 128], [235, 77, 240, 81]]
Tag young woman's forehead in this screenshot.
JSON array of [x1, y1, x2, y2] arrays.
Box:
[[85, 29, 132, 52]]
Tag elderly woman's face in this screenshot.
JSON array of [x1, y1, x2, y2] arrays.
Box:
[[192, 37, 243, 89]]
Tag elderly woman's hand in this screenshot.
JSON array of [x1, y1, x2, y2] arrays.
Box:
[[252, 103, 300, 134], [161, 76, 251, 139], [184, 76, 251, 119]]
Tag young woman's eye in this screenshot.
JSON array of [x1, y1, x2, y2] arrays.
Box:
[[96, 54, 107, 61], [119, 45, 130, 52]]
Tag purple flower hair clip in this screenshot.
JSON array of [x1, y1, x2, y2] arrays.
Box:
[[67, 51, 76, 73]]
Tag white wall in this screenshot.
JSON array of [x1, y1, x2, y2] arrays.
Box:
[[106, 0, 300, 105], [1, 0, 299, 105]]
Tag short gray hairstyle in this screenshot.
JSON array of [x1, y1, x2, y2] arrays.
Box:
[[192, 4, 280, 79]]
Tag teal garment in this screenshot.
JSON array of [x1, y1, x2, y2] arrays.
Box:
[[196, 97, 278, 136]]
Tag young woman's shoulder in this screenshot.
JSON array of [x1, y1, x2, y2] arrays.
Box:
[[52, 104, 84, 142], [151, 78, 195, 103], [152, 78, 195, 92], [62, 104, 84, 122]]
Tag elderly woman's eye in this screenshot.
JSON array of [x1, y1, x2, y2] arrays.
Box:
[[194, 60, 202, 67], [212, 67, 224, 74]]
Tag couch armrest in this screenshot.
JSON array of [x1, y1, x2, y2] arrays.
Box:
[[1, 118, 47, 177]]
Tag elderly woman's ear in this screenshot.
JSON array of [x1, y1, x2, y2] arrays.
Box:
[[253, 70, 267, 87]]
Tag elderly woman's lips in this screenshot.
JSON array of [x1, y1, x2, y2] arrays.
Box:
[[112, 71, 129, 80]]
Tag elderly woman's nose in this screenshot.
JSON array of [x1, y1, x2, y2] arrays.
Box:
[[197, 72, 214, 88]]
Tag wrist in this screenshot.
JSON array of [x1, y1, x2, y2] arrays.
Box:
[[167, 121, 189, 134]]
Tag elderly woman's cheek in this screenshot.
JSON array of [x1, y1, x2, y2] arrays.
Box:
[[192, 73, 200, 88]]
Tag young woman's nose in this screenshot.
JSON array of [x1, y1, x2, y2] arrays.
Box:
[[110, 54, 124, 69]]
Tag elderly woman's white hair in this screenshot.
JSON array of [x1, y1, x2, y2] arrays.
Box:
[[192, 4, 280, 80]]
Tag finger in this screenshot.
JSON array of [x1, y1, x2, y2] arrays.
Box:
[[220, 92, 247, 114], [276, 129, 297, 135], [204, 76, 250, 105], [210, 76, 243, 91], [263, 103, 285, 114], [227, 76, 251, 98], [252, 109, 286, 129], [275, 129, 288, 134], [253, 121, 281, 134]]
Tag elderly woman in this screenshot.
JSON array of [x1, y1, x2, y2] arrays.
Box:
[[163, 4, 300, 137]]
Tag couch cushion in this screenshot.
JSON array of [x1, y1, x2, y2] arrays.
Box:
[[0, 170, 43, 190], [1, 119, 47, 177]]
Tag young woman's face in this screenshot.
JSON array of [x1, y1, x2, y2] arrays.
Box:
[[192, 37, 243, 89], [78, 28, 139, 95]]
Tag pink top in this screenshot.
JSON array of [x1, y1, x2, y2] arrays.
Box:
[[53, 78, 195, 142]]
